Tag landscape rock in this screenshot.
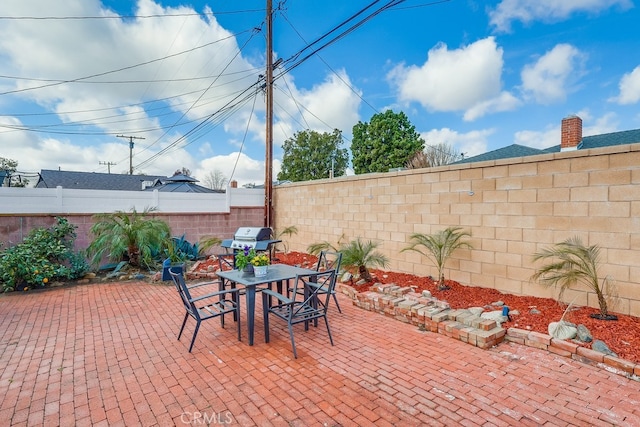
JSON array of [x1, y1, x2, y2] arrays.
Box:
[[592, 340, 618, 357], [576, 324, 593, 342], [481, 310, 507, 326], [510, 309, 520, 316], [341, 272, 352, 283], [422, 290, 432, 298], [530, 308, 542, 315], [468, 307, 484, 316], [491, 300, 505, 307], [548, 321, 577, 339]]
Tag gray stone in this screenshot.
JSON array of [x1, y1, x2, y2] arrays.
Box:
[[510, 309, 520, 316], [481, 310, 507, 326], [592, 340, 618, 357], [341, 272, 352, 283], [421, 290, 432, 298], [576, 324, 593, 342], [548, 321, 577, 340], [468, 307, 484, 316], [530, 308, 542, 315], [491, 301, 505, 307]]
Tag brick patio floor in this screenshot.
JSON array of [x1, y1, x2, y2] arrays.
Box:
[[1, 281, 639, 426]]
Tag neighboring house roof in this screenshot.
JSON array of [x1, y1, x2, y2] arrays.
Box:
[[456, 128, 640, 165], [142, 174, 220, 193], [35, 170, 219, 192], [35, 170, 167, 190]]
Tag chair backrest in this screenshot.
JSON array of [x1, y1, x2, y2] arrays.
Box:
[[217, 253, 236, 272], [316, 251, 342, 274], [169, 268, 199, 320], [290, 270, 337, 316]]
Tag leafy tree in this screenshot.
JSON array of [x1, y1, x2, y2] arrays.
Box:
[[0, 157, 29, 187], [86, 207, 171, 268], [531, 236, 617, 320], [173, 167, 191, 176], [0, 217, 88, 291], [351, 110, 425, 174], [201, 169, 228, 190], [401, 227, 472, 290], [277, 129, 348, 182], [339, 238, 389, 282], [406, 143, 461, 169]]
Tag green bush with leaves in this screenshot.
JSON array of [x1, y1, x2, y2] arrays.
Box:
[[87, 207, 171, 268], [402, 226, 472, 290], [0, 217, 88, 292]]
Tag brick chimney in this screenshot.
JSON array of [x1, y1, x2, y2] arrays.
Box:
[[561, 115, 582, 152], [230, 180, 238, 188]]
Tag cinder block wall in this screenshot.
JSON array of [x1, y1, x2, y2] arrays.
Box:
[[273, 145, 640, 317]]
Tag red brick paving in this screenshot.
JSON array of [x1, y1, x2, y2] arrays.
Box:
[[1, 282, 639, 426]]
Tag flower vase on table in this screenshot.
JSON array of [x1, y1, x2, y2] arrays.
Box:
[[250, 253, 270, 277], [253, 265, 268, 277]]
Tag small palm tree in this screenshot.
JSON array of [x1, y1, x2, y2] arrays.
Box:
[[87, 207, 171, 268], [307, 234, 346, 256], [401, 227, 472, 290], [339, 238, 389, 282], [532, 236, 615, 320], [272, 225, 298, 254]]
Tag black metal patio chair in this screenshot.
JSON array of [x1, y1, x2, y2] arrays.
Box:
[[169, 268, 241, 353], [262, 269, 337, 358], [289, 251, 343, 313]]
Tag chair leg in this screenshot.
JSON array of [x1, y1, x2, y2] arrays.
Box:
[[288, 324, 298, 359], [323, 315, 334, 346], [332, 292, 342, 313], [262, 294, 270, 343], [178, 312, 189, 340], [236, 307, 242, 341], [188, 322, 201, 353]]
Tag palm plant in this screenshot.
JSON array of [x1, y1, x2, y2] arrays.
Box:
[[339, 238, 389, 282], [307, 233, 346, 255], [87, 207, 171, 268], [401, 226, 472, 290], [271, 225, 298, 254], [531, 236, 616, 320]]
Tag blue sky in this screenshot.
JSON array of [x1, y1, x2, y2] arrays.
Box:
[[1, 0, 638, 186]]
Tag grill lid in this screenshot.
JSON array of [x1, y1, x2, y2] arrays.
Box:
[[233, 227, 272, 241]]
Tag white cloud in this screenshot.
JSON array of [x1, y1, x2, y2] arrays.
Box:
[[520, 44, 585, 104], [610, 65, 640, 104], [463, 92, 521, 121], [194, 152, 280, 188], [420, 127, 495, 158], [489, 0, 633, 32], [388, 37, 516, 121]]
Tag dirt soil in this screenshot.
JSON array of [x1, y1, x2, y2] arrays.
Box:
[[230, 251, 640, 365]]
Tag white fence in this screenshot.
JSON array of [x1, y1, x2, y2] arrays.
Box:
[[0, 186, 265, 214]]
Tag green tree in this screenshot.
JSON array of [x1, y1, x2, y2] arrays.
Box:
[[339, 238, 389, 282], [86, 207, 171, 268], [531, 237, 616, 320], [277, 129, 348, 182], [0, 157, 29, 187], [401, 227, 472, 290], [351, 110, 425, 174]]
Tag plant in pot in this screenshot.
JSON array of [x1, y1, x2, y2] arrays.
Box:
[[531, 236, 618, 320], [250, 252, 270, 278], [235, 246, 257, 273]]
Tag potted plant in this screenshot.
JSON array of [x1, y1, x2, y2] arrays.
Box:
[[251, 252, 270, 277], [235, 246, 257, 273]]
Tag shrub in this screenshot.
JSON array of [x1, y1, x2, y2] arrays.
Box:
[[0, 217, 88, 292]]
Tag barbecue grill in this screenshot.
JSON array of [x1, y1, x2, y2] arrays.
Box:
[[221, 227, 281, 252]]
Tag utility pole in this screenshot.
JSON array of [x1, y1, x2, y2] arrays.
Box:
[[264, 0, 274, 229], [116, 135, 145, 175], [99, 161, 116, 174]]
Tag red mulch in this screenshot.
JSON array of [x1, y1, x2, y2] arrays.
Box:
[[197, 251, 640, 364]]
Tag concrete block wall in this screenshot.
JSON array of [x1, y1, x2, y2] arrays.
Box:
[[273, 144, 640, 317]]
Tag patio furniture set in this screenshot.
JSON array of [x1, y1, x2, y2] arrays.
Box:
[[169, 251, 342, 358]]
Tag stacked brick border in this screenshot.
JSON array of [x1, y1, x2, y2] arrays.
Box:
[[337, 283, 640, 382]]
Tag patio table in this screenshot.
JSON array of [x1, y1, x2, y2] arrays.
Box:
[[217, 264, 317, 346]]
